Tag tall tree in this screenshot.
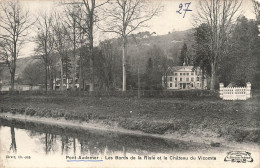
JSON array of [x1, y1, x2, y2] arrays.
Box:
[[252, 0, 260, 88], [99, 40, 115, 90], [71, 0, 110, 91], [194, 0, 242, 90], [35, 12, 55, 91], [71, 4, 88, 91], [104, 0, 161, 91], [146, 45, 168, 89], [64, 4, 81, 90], [252, 0, 260, 21], [145, 57, 153, 90], [62, 0, 110, 91], [178, 43, 188, 66], [52, 12, 70, 91], [0, 0, 33, 91], [63, 51, 72, 88], [193, 23, 212, 88], [220, 16, 259, 87]]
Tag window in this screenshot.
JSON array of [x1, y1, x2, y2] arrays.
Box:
[[186, 78, 189, 81], [175, 73, 177, 76], [170, 83, 173, 87], [197, 83, 200, 87], [175, 77, 177, 81], [187, 73, 189, 75], [175, 83, 177, 87], [191, 83, 194, 87], [180, 78, 182, 81], [180, 73, 182, 75], [197, 77, 200, 81], [183, 73, 185, 76], [191, 77, 194, 82], [191, 72, 194, 75], [170, 77, 172, 82]]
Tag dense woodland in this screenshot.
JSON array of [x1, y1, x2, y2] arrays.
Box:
[[0, 0, 259, 91]]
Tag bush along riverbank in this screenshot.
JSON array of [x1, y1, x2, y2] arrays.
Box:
[[0, 94, 259, 144]]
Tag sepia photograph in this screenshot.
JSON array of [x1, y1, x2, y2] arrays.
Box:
[[0, 0, 259, 167]]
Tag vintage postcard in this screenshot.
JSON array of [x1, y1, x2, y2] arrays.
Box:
[[0, 0, 259, 167]]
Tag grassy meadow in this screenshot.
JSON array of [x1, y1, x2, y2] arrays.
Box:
[[0, 92, 259, 144]]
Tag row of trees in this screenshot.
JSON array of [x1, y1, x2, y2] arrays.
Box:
[[142, 0, 259, 90], [193, 0, 260, 89], [0, 0, 161, 91], [1, 0, 259, 91], [177, 15, 259, 90], [178, 0, 260, 90], [0, 1, 34, 91]]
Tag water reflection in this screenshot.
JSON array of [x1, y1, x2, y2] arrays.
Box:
[[0, 118, 214, 156], [73, 138, 76, 155], [61, 136, 73, 155], [44, 133, 57, 155], [10, 126, 17, 153]]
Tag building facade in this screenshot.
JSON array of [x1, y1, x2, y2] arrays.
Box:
[[0, 85, 41, 91], [162, 64, 207, 90]]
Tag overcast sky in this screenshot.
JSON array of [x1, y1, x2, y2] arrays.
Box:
[[18, 0, 256, 58]]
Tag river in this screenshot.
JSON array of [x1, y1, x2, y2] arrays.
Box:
[[0, 117, 258, 168]]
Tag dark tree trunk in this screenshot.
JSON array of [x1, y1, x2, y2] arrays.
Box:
[[45, 61, 48, 92], [89, 34, 94, 92], [122, 36, 127, 91], [210, 62, 216, 90], [10, 71, 15, 91]]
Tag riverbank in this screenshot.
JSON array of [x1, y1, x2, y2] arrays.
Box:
[[0, 112, 259, 153], [0, 94, 259, 146]]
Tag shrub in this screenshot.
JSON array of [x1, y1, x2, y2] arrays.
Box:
[[210, 142, 221, 147], [0, 107, 5, 113], [50, 109, 64, 118], [245, 130, 260, 143], [232, 129, 249, 142], [118, 119, 179, 134], [10, 108, 21, 114], [25, 108, 36, 116]]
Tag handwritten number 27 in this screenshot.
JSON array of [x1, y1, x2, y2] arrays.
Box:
[[176, 2, 192, 18]]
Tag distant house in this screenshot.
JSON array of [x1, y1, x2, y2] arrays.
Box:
[[0, 84, 41, 91], [53, 77, 80, 90], [162, 63, 207, 90]]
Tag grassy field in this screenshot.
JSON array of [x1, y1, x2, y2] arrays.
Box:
[[0, 93, 259, 144]]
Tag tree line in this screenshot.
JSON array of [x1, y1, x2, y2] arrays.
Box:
[[177, 0, 260, 90], [0, 0, 161, 92], [0, 0, 259, 92]]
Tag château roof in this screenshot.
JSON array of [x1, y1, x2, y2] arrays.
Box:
[[166, 66, 195, 74]]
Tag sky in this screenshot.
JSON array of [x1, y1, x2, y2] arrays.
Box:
[[15, 0, 257, 58]]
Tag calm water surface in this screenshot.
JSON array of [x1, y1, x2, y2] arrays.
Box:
[[0, 118, 217, 157], [1, 118, 259, 168]]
